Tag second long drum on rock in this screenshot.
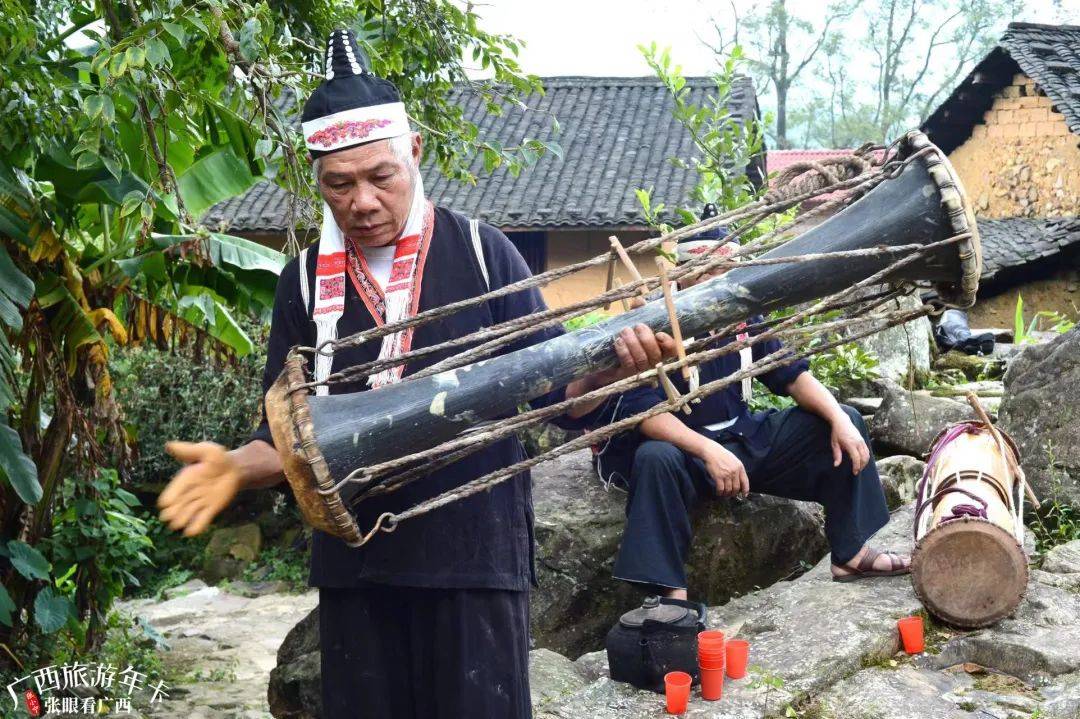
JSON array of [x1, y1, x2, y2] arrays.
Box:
[[911, 421, 1029, 628]]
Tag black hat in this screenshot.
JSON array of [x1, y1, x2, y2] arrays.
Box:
[[676, 203, 733, 262], [301, 29, 411, 158]]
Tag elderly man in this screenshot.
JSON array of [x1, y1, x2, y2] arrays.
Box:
[[157, 30, 673, 719], [596, 214, 909, 601]]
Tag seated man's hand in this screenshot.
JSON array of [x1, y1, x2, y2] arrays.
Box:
[[599, 323, 678, 385], [158, 441, 243, 537], [830, 415, 869, 475], [700, 439, 749, 498]]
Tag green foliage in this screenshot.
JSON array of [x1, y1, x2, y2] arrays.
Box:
[[736, 0, 1021, 146], [0, 538, 77, 635], [130, 513, 209, 599], [237, 545, 309, 593], [748, 379, 795, 412], [1, 0, 547, 665], [747, 665, 792, 718], [563, 310, 612, 332], [43, 468, 154, 641], [1027, 444, 1080, 561], [1014, 294, 1076, 345], [808, 342, 880, 394], [748, 308, 880, 410], [112, 342, 265, 489], [46, 609, 168, 683], [1029, 499, 1080, 561], [637, 42, 767, 231]]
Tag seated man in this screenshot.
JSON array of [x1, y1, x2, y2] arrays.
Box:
[[598, 220, 909, 599]]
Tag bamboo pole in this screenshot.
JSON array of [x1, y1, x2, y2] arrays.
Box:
[[656, 257, 691, 379]]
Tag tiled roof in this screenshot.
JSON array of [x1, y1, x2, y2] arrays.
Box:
[[976, 215, 1080, 287], [202, 76, 763, 233], [922, 22, 1080, 154]]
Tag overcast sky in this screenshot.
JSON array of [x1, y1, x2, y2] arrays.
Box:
[[470, 0, 1079, 78]]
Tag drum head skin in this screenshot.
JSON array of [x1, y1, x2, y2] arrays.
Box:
[[911, 517, 1028, 629]]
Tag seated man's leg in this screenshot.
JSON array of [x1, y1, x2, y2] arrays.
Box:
[[749, 405, 900, 575], [613, 439, 715, 597]]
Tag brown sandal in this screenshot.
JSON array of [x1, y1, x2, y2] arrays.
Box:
[[831, 547, 910, 582]]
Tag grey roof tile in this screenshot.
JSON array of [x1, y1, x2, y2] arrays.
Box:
[[202, 76, 761, 232], [976, 215, 1080, 285]]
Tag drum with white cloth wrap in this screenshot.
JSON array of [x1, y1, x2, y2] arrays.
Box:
[[911, 420, 1029, 628]]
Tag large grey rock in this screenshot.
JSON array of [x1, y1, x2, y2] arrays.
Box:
[[847, 396, 883, 415], [531, 450, 828, 657], [1043, 540, 1080, 575], [1042, 671, 1080, 718], [538, 505, 920, 718], [877, 455, 926, 510], [813, 667, 975, 719], [870, 382, 977, 457], [201, 522, 262, 583], [261, 450, 827, 717], [999, 328, 1080, 505], [537, 507, 1080, 719], [929, 572, 1080, 685], [268, 606, 320, 719], [857, 295, 933, 383], [530, 648, 590, 711]]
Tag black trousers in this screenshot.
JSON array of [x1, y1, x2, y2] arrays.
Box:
[[318, 585, 532, 719], [613, 405, 890, 590]]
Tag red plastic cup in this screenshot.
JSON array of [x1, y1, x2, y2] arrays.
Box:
[[698, 658, 726, 671], [725, 639, 749, 679], [698, 630, 726, 649], [665, 671, 692, 714], [700, 665, 724, 701], [898, 616, 924, 654]]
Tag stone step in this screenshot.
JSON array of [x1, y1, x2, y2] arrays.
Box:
[[847, 396, 883, 414]]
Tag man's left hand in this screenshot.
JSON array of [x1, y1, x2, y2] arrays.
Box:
[[598, 323, 679, 386], [830, 414, 870, 475]]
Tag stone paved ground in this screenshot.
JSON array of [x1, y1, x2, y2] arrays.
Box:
[[115, 581, 317, 718]]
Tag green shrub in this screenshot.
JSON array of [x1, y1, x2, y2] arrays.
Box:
[[112, 338, 266, 489], [43, 468, 154, 643], [129, 513, 210, 599], [237, 545, 310, 593], [1026, 443, 1080, 562]]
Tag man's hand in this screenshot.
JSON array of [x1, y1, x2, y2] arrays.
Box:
[[699, 439, 750, 498], [830, 415, 870, 475], [158, 441, 243, 537], [603, 323, 679, 385]]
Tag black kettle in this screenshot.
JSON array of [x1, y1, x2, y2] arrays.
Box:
[[605, 595, 707, 693]]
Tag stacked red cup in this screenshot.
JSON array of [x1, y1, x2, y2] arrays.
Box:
[[697, 630, 726, 701]]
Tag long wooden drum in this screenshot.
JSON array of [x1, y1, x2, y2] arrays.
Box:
[[911, 421, 1028, 628]]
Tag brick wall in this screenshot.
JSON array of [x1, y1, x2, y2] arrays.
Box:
[[542, 229, 656, 310], [948, 73, 1080, 218]]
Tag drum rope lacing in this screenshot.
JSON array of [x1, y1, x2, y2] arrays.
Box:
[[913, 421, 1025, 543]]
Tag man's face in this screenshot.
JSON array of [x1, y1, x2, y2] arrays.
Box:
[[315, 134, 422, 247], [680, 245, 736, 287]]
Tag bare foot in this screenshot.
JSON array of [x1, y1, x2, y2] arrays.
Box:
[[831, 546, 910, 579], [664, 588, 688, 600]]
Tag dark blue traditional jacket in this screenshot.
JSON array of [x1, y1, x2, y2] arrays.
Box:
[[595, 320, 810, 488], [252, 207, 596, 591]]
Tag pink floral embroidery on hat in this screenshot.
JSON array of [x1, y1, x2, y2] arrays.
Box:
[[307, 118, 392, 148]]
